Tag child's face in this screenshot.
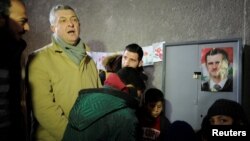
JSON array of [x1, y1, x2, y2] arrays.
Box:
[[147, 101, 163, 118], [209, 115, 233, 125]]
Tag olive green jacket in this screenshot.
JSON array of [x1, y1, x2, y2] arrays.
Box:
[[27, 41, 101, 141]]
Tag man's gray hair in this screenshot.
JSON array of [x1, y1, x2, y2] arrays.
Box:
[[49, 4, 78, 25]]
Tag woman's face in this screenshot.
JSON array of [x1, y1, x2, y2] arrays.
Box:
[[210, 115, 233, 125]]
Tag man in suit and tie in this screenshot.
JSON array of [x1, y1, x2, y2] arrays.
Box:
[[201, 48, 233, 92]]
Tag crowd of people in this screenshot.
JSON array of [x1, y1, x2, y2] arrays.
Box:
[[0, 1, 248, 141]]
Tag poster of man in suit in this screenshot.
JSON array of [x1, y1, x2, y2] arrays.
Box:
[[201, 47, 233, 92]]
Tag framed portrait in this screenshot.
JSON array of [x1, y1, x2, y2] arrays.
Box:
[[201, 47, 234, 92]]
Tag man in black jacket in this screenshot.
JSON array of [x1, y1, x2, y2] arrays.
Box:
[[0, 0, 29, 140]]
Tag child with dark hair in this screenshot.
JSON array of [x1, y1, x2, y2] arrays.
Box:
[[137, 88, 171, 141], [206, 99, 248, 125], [196, 99, 248, 141]]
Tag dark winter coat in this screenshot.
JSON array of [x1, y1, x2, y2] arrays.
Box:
[[62, 88, 140, 141]]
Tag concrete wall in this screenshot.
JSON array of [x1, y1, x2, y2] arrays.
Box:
[[23, 0, 250, 119], [24, 0, 249, 88]]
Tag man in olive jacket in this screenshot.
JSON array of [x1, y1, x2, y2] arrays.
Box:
[[63, 67, 146, 141], [27, 4, 101, 141]]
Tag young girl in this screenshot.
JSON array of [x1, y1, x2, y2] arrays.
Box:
[[137, 88, 171, 141]]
